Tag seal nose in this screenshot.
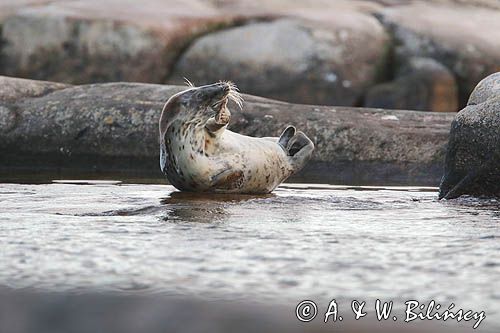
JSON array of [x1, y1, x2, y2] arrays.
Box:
[[221, 83, 230, 93], [203, 82, 229, 95]]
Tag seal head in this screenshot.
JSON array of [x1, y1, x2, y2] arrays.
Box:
[[159, 81, 314, 193]]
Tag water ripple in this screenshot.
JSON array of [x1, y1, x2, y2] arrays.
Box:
[[0, 182, 499, 331]]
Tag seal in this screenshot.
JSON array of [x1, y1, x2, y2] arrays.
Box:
[[159, 81, 314, 193]]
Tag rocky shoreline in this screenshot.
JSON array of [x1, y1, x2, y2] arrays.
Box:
[[0, 76, 454, 185], [1, 0, 499, 112]]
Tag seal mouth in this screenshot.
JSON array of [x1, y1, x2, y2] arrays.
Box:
[[211, 81, 243, 112]]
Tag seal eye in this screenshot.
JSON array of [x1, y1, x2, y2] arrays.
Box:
[[188, 91, 210, 109], [193, 91, 203, 100]]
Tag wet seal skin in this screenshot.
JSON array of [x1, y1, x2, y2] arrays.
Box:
[[159, 81, 314, 193]]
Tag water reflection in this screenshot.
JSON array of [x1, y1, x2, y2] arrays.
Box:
[[87, 190, 277, 223], [162, 191, 275, 203], [159, 191, 274, 223]]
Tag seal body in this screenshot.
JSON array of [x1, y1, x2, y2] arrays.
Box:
[[159, 82, 314, 194]]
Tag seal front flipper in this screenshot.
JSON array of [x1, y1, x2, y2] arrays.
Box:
[[205, 111, 230, 134], [210, 168, 245, 191], [205, 98, 231, 134]]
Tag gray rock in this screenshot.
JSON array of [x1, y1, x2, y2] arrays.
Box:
[[468, 72, 500, 105], [365, 57, 459, 112], [0, 77, 454, 185], [0, 76, 70, 102], [0, 1, 241, 84], [169, 18, 389, 106], [377, 2, 500, 107], [2, 0, 499, 114], [1, 10, 167, 84], [439, 72, 500, 199], [0, 76, 455, 185]]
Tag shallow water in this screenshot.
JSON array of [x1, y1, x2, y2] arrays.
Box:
[[0, 182, 499, 331]]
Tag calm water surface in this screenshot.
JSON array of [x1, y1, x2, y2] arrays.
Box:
[[0, 182, 499, 331]]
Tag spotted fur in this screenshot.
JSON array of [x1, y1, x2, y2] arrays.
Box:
[[159, 82, 314, 194]]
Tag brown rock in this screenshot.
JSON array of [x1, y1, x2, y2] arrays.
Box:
[[377, 2, 500, 107], [0, 0, 244, 84], [365, 57, 459, 112], [1, 0, 500, 112]]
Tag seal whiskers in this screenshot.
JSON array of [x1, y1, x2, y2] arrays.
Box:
[[224, 81, 244, 109]]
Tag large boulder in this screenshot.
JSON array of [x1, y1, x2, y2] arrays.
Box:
[[0, 0, 386, 99], [2, 0, 500, 111], [467, 72, 500, 105], [169, 17, 389, 106], [0, 76, 454, 185], [377, 2, 500, 108], [0, 0, 242, 84], [365, 57, 458, 112], [439, 72, 500, 199]]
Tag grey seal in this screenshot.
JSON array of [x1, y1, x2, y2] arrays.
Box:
[[159, 81, 314, 193]]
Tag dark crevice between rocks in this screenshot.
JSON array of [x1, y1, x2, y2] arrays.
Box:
[[356, 26, 396, 108], [161, 15, 278, 85], [0, 24, 5, 76], [354, 12, 398, 108], [367, 12, 461, 112], [373, 15, 398, 84], [372, 13, 401, 85]]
